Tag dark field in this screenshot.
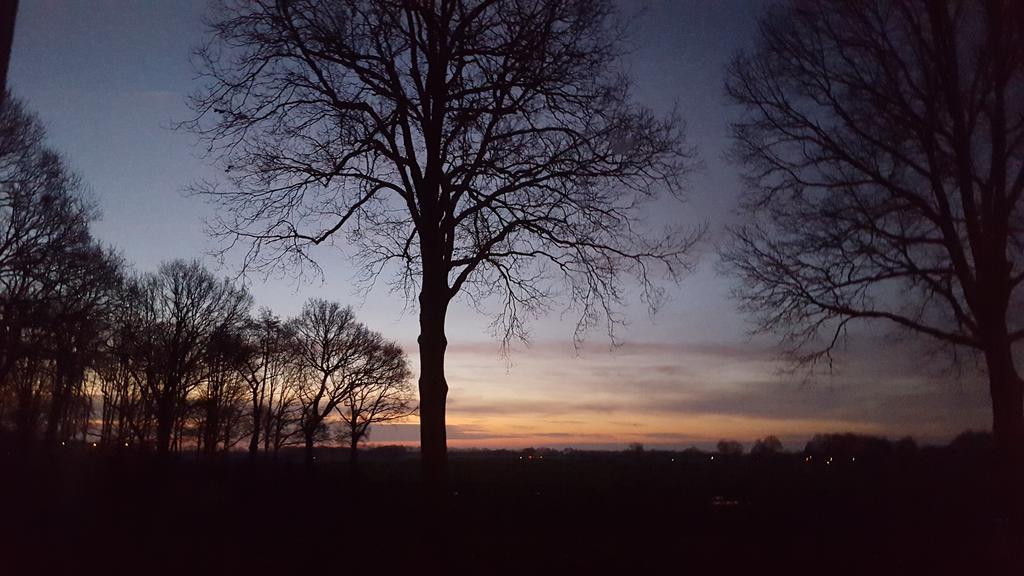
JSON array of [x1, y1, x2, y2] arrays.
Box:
[[0, 438, 1012, 575]]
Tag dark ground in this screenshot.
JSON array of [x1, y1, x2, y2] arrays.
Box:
[[0, 438, 1015, 575]]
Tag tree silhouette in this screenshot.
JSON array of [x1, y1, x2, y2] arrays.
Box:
[[723, 0, 1023, 520], [335, 335, 414, 473], [237, 308, 293, 458], [262, 359, 302, 455], [290, 298, 372, 469], [751, 436, 782, 457], [92, 267, 323, 455], [139, 260, 252, 455], [716, 439, 744, 456], [195, 324, 250, 455], [41, 241, 122, 443], [97, 275, 151, 446], [0, 93, 116, 449], [188, 0, 699, 485]]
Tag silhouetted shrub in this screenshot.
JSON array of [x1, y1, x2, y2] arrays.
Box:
[[751, 436, 783, 456], [716, 440, 744, 456]]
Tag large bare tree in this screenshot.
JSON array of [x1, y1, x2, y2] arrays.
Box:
[[188, 0, 698, 483], [722, 0, 1023, 520]]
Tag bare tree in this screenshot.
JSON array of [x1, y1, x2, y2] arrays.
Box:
[[263, 358, 302, 455], [140, 260, 252, 455], [722, 0, 1023, 518], [335, 334, 414, 473], [97, 274, 158, 446], [0, 93, 106, 448], [238, 308, 293, 458], [289, 298, 373, 469], [188, 0, 699, 483], [41, 242, 123, 443], [267, 391, 301, 453], [195, 324, 250, 455]]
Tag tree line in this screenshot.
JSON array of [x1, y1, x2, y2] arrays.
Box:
[[0, 95, 415, 468]]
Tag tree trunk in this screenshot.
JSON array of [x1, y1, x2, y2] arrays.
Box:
[[155, 396, 174, 456], [248, 398, 261, 458], [985, 336, 1023, 521], [13, 380, 36, 455], [418, 24, 453, 489], [350, 433, 360, 479], [418, 280, 449, 488], [44, 360, 67, 443], [982, 326, 1024, 572], [265, 417, 273, 453], [204, 402, 220, 457], [304, 429, 315, 471]]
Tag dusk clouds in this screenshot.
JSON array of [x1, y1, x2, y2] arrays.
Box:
[[369, 338, 991, 449]]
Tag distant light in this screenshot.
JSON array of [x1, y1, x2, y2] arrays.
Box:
[[61, 441, 66, 447], [851, 457, 856, 462], [710, 456, 715, 461], [671, 458, 675, 463], [124, 442, 129, 448], [91, 442, 97, 448], [519, 456, 523, 460]]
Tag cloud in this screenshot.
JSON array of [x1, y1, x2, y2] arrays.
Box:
[[369, 422, 583, 445], [417, 334, 993, 448]]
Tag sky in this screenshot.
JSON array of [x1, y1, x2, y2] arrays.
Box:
[[7, 0, 992, 450]]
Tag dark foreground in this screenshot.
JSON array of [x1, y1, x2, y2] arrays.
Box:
[[0, 438, 1017, 575]]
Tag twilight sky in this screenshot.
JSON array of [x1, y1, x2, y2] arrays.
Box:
[[9, 0, 991, 449]]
